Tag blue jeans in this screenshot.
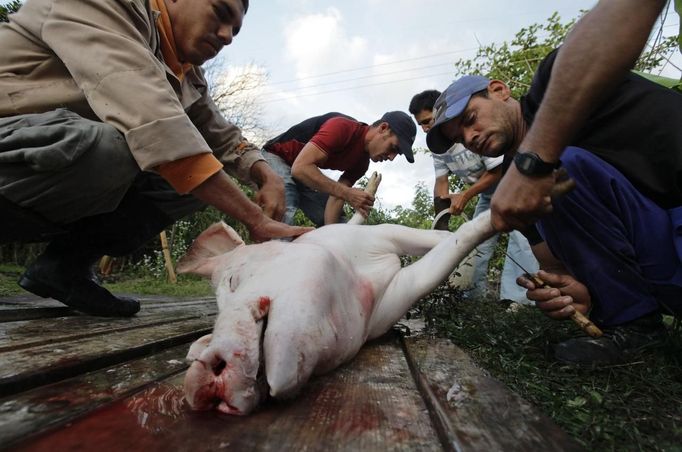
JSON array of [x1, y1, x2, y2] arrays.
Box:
[[262, 151, 328, 227], [538, 147, 682, 326], [470, 191, 539, 303]]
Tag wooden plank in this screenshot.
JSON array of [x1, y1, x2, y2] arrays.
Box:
[[0, 299, 216, 351], [12, 333, 444, 452], [0, 316, 214, 397], [401, 335, 583, 452], [0, 295, 216, 322], [0, 344, 190, 449]]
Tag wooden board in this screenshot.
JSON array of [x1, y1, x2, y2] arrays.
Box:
[[0, 295, 582, 451], [10, 334, 443, 452]]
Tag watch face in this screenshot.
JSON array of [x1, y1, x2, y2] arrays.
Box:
[[514, 152, 556, 176]]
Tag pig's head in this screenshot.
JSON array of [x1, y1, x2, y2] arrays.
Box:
[[178, 222, 271, 415]]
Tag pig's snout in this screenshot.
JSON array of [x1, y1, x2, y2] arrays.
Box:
[[183, 345, 263, 415]]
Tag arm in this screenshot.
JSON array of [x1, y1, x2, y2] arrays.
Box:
[[324, 178, 352, 224], [491, 0, 667, 231], [250, 160, 286, 221], [190, 171, 311, 243], [516, 242, 592, 319], [291, 142, 374, 217], [448, 167, 501, 215]]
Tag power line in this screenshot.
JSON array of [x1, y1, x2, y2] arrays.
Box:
[[257, 71, 456, 105], [265, 48, 480, 86]]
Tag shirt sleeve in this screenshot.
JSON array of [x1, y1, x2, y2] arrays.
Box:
[[432, 154, 450, 178], [308, 117, 355, 155], [186, 69, 264, 186], [482, 155, 504, 171]]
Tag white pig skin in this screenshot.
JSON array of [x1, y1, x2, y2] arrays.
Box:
[[178, 211, 495, 414]]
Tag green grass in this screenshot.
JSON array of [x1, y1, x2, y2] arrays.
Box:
[[414, 284, 682, 451], [0, 264, 25, 296], [0, 264, 213, 298], [102, 275, 213, 297]]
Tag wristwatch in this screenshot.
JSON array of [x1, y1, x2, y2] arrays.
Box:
[[513, 151, 560, 177]]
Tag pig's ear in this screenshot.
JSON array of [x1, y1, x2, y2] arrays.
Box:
[[177, 222, 245, 276]]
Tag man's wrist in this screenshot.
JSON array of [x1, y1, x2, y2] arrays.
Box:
[[513, 151, 560, 177]]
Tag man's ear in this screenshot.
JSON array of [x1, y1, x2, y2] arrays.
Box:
[[488, 80, 511, 100]]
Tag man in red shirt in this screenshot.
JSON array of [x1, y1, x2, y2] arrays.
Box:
[[262, 111, 416, 226]]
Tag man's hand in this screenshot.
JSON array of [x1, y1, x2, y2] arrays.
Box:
[[345, 187, 374, 218], [490, 164, 555, 231], [248, 215, 313, 243], [517, 270, 591, 320], [446, 193, 469, 216], [251, 161, 286, 221]]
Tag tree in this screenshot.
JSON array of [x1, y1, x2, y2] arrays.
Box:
[[452, 12, 679, 99], [203, 60, 271, 145], [0, 0, 22, 22]]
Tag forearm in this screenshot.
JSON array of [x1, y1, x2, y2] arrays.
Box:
[[324, 196, 345, 224], [433, 176, 450, 199], [190, 171, 263, 228], [250, 160, 278, 188], [291, 163, 349, 199], [524, 0, 666, 163]]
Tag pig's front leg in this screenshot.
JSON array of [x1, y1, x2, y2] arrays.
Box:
[[367, 211, 496, 339]]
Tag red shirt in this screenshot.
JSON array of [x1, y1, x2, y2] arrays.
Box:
[[266, 116, 370, 184]]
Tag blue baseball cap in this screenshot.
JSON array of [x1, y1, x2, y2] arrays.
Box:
[[381, 111, 416, 163], [426, 75, 490, 154]]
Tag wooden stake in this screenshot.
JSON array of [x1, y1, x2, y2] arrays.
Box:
[[159, 230, 177, 284]]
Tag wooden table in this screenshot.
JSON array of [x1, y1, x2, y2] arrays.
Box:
[[0, 295, 582, 451]]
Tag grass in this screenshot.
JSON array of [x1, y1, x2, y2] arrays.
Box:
[[414, 284, 682, 451], [0, 264, 213, 298]]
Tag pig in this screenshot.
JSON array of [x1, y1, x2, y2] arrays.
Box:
[[178, 208, 497, 415]]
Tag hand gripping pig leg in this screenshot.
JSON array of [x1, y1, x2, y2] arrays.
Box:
[[348, 172, 382, 225]]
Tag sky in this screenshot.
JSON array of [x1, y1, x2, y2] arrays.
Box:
[[2, 0, 680, 211]]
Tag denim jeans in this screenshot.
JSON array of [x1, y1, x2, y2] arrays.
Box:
[[262, 151, 328, 227], [469, 191, 539, 303]]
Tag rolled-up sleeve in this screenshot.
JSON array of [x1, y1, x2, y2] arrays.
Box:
[[42, 0, 213, 171], [186, 72, 264, 186]]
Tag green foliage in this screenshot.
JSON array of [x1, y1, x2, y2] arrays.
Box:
[[452, 12, 577, 98], [0, 1, 21, 22], [452, 12, 679, 98], [416, 285, 682, 450]]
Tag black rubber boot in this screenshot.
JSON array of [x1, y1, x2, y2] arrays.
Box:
[[18, 189, 175, 317], [554, 312, 667, 366], [19, 248, 140, 317]]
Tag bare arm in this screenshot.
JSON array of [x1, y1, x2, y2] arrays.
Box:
[[491, 0, 667, 231], [250, 161, 286, 221], [433, 175, 450, 199], [324, 178, 352, 224], [291, 142, 374, 217], [190, 171, 312, 242], [448, 167, 501, 215]]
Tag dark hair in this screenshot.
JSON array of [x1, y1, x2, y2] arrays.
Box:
[[471, 88, 488, 99], [408, 90, 441, 115]]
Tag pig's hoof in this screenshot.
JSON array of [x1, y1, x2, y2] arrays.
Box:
[[19, 266, 139, 317]]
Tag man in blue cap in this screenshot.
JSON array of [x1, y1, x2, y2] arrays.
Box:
[[426, 57, 682, 366], [262, 111, 415, 227]]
